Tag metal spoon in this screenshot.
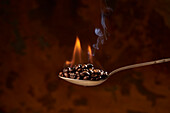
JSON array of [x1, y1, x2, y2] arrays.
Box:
[[59, 58, 170, 86]]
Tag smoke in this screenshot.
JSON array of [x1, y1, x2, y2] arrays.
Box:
[[92, 0, 113, 56]]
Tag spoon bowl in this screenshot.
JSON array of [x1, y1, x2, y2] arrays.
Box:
[[59, 76, 107, 86]]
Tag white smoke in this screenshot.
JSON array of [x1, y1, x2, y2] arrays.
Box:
[[92, 1, 113, 56]]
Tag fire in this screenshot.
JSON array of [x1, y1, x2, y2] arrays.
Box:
[[88, 45, 93, 63], [66, 36, 93, 66], [66, 36, 82, 66]]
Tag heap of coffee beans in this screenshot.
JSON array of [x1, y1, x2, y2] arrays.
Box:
[[58, 64, 108, 81]]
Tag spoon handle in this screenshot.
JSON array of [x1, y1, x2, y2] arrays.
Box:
[[109, 58, 170, 76]]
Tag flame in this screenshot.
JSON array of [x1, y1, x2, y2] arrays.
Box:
[[66, 36, 82, 66], [88, 45, 93, 63]]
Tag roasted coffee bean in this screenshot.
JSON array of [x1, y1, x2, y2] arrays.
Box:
[[91, 77, 96, 81], [59, 72, 64, 77], [83, 76, 90, 80], [104, 72, 108, 75], [100, 75, 107, 79], [79, 72, 85, 77], [93, 69, 101, 74], [96, 77, 100, 81], [75, 66, 78, 70], [94, 74, 98, 77], [79, 71, 90, 77], [82, 64, 87, 69], [75, 71, 79, 75], [91, 73, 98, 77], [76, 73, 80, 77], [64, 73, 69, 78], [89, 69, 94, 74], [94, 69, 100, 73], [77, 76, 83, 80], [70, 73, 77, 79], [82, 71, 90, 76], [77, 76, 80, 80], [68, 67, 74, 72], [63, 68, 69, 73], [59, 63, 108, 81], [77, 68, 82, 72], [68, 67, 71, 71], [86, 63, 94, 69], [100, 70, 104, 75], [83, 68, 88, 71], [75, 64, 82, 70], [59, 72, 63, 77]]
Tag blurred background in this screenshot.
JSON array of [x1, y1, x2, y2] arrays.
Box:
[[0, 0, 170, 113]]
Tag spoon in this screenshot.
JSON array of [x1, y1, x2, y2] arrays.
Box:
[[59, 58, 170, 86]]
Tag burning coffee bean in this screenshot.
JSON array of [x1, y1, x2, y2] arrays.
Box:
[[58, 63, 108, 81]]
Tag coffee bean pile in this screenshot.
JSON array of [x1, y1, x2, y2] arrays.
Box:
[[58, 64, 108, 81]]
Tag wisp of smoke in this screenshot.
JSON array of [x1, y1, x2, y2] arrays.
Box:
[[92, 0, 113, 56]]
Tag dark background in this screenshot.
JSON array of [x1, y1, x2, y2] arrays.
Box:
[[0, 0, 170, 113]]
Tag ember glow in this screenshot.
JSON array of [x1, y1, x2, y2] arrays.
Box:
[[66, 36, 82, 67], [88, 45, 93, 63]]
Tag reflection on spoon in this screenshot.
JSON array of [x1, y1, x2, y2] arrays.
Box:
[[59, 58, 170, 86]]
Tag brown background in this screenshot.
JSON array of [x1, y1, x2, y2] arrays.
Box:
[[0, 0, 170, 113]]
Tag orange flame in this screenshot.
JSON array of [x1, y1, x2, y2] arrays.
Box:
[[66, 36, 82, 66], [88, 45, 93, 63]]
